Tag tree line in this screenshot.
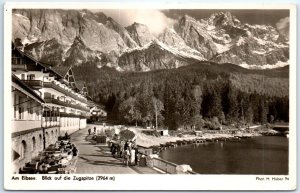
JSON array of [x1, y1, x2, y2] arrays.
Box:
[[73, 62, 289, 130]]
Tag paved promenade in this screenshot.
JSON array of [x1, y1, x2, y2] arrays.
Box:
[[70, 126, 159, 174]]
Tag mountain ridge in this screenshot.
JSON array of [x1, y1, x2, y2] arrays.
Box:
[[12, 9, 289, 71]]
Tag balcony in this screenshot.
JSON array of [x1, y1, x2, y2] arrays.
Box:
[[43, 81, 87, 103], [12, 120, 41, 133], [22, 80, 43, 88], [41, 117, 59, 128], [44, 98, 89, 112], [12, 64, 28, 71]]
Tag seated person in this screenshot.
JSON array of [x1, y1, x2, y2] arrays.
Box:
[[72, 146, 78, 156], [66, 152, 73, 161], [66, 142, 72, 149], [60, 140, 65, 147], [65, 132, 69, 139], [48, 156, 59, 166], [59, 157, 69, 166], [38, 162, 51, 174]]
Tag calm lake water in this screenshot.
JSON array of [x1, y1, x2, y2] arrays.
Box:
[[159, 136, 288, 174]]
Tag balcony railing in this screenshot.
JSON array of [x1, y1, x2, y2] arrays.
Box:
[[43, 81, 87, 103], [42, 117, 59, 127], [12, 64, 27, 71], [22, 80, 43, 88], [44, 98, 89, 112]]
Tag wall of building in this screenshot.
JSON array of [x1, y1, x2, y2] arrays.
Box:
[[59, 117, 82, 136], [13, 71, 50, 81], [11, 126, 58, 174], [80, 118, 87, 129]]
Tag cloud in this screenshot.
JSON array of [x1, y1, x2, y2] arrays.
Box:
[[276, 17, 289, 39], [276, 17, 289, 30], [93, 9, 175, 35]]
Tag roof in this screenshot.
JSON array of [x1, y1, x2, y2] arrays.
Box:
[[52, 65, 71, 78], [12, 44, 63, 78], [12, 74, 45, 104], [76, 81, 85, 91]]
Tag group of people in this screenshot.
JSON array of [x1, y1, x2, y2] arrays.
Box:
[[37, 141, 78, 174], [88, 127, 97, 135], [110, 141, 139, 167]]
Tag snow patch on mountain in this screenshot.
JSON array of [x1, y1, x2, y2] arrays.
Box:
[[14, 13, 29, 19], [214, 43, 231, 53], [236, 37, 245, 46], [252, 50, 266, 55], [253, 37, 266, 45], [239, 60, 289, 69]]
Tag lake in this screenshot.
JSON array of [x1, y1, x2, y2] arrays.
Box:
[[159, 136, 288, 174]]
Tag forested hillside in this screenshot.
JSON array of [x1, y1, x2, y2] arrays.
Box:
[[73, 62, 289, 130]]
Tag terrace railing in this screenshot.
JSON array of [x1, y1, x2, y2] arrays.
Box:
[[22, 80, 43, 88], [152, 157, 178, 174], [44, 98, 89, 112], [43, 81, 87, 103]]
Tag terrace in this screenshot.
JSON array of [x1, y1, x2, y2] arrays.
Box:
[[44, 98, 89, 112]]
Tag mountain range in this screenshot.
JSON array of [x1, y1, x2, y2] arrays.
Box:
[[12, 9, 289, 72]]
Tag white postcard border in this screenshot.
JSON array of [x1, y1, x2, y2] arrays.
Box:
[[3, 2, 297, 190]]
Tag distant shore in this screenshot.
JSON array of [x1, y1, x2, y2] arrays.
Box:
[[130, 128, 263, 148], [86, 123, 282, 148]]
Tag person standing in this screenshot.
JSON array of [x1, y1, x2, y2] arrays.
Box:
[[123, 147, 130, 167], [94, 127, 96, 134], [130, 145, 135, 166], [134, 145, 139, 166], [88, 128, 91, 135]]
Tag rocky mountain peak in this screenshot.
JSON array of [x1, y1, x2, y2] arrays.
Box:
[[208, 11, 240, 27], [126, 22, 155, 47], [178, 14, 198, 26]]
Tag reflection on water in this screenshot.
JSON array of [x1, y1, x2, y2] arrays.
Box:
[[159, 136, 288, 174]]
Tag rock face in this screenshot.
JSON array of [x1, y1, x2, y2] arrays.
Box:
[[126, 22, 155, 47], [175, 15, 218, 59], [12, 9, 289, 71], [118, 40, 199, 71]]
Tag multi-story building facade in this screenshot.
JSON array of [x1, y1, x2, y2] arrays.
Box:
[[11, 43, 90, 172], [11, 74, 46, 173]]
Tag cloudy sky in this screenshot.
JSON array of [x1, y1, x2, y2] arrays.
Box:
[[95, 9, 289, 35]]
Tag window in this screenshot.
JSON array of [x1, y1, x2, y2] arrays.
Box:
[[17, 58, 21, 64], [14, 107, 17, 118], [18, 107, 24, 119], [27, 108, 31, 120], [21, 74, 25, 80], [29, 74, 35, 80], [12, 57, 24, 65], [32, 137, 36, 152], [39, 134, 43, 148], [36, 110, 40, 120], [20, 140, 27, 160]]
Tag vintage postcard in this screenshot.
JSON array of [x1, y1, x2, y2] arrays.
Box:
[[3, 2, 296, 190]]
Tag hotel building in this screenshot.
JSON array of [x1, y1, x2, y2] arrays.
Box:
[[11, 42, 89, 172]]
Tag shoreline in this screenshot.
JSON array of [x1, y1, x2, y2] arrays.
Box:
[[86, 123, 282, 149], [128, 127, 282, 149], [135, 131, 262, 149]]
